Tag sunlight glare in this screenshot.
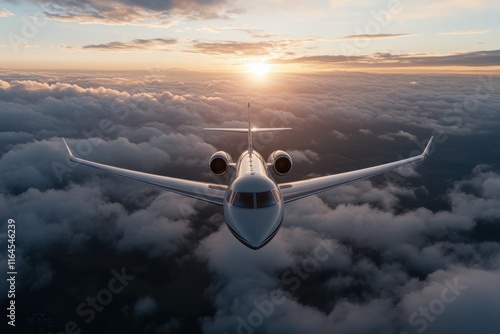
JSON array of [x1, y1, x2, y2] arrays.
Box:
[[248, 62, 271, 77]]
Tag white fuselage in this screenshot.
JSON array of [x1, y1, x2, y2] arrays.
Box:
[[223, 150, 284, 249]]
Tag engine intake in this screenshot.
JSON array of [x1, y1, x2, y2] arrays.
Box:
[[209, 151, 233, 176], [268, 150, 293, 175]]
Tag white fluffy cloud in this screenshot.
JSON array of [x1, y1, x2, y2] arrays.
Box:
[[379, 130, 418, 142], [287, 149, 320, 163]]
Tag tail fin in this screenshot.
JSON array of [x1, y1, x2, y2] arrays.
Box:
[[204, 103, 292, 155], [248, 102, 252, 155], [204, 128, 292, 133]]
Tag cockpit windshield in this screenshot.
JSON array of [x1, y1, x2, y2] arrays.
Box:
[[233, 192, 254, 208], [256, 191, 276, 208], [231, 190, 279, 209]]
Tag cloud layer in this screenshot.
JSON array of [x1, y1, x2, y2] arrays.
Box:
[[0, 70, 499, 333]]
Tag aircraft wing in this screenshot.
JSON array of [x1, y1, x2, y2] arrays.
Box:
[[279, 137, 433, 203], [62, 139, 227, 206]]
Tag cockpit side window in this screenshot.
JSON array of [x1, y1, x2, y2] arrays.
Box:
[[226, 190, 234, 204], [256, 191, 277, 208], [272, 188, 281, 202], [233, 192, 254, 208]]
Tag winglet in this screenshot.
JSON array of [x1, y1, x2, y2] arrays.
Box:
[[62, 138, 75, 160], [422, 136, 433, 158]]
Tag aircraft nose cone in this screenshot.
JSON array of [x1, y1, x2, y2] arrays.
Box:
[[236, 218, 274, 247], [224, 205, 283, 249]]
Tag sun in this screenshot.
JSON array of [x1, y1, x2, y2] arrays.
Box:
[[248, 62, 271, 77]]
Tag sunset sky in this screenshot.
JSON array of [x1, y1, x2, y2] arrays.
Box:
[[1, 0, 500, 72]]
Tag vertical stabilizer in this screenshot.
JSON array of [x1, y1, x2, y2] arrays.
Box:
[[248, 102, 253, 156]]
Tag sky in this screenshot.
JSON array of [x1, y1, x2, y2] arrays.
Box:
[[1, 0, 500, 72], [1, 1, 500, 334]]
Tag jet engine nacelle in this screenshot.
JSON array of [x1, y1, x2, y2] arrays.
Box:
[[268, 150, 293, 175], [209, 151, 233, 176]]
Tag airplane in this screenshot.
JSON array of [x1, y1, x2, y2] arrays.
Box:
[[62, 105, 433, 250]]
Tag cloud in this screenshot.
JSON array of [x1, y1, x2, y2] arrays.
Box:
[[235, 28, 275, 38], [190, 39, 313, 57], [1, 70, 500, 333], [197, 165, 500, 333], [82, 38, 178, 51], [331, 130, 349, 140], [399, 267, 500, 334], [273, 49, 500, 68], [0, 9, 14, 17], [273, 54, 359, 64], [439, 29, 489, 35], [197, 25, 222, 33], [114, 192, 195, 257], [158, 319, 181, 333], [341, 33, 415, 40], [379, 130, 417, 142], [15, 0, 238, 25], [358, 129, 372, 135], [287, 149, 320, 163], [318, 180, 417, 211], [0, 183, 195, 256], [0, 184, 124, 251], [133, 296, 157, 317], [194, 26, 274, 38]]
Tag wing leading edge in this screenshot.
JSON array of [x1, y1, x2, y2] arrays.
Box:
[[62, 138, 227, 205], [279, 137, 433, 203]]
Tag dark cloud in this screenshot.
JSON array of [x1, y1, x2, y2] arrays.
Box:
[[14, 0, 237, 24], [273, 49, 500, 68], [82, 38, 178, 51], [133, 296, 157, 317]]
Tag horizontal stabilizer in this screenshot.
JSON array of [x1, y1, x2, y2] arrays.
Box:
[[204, 128, 292, 133]]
